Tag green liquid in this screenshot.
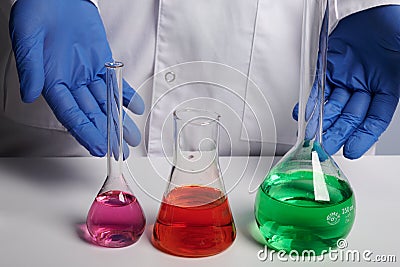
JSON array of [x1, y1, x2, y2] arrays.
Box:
[[255, 170, 355, 254]]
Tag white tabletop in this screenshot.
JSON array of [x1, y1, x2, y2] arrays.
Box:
[[0, 156, 398, 266]]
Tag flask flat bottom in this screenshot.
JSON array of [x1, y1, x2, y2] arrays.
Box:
[[152, 185, 236, 257]]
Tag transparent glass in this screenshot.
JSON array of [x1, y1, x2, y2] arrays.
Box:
[[254, 0, 355, 254], [86, 62, 146, 248], [152, 108, 236, 257]]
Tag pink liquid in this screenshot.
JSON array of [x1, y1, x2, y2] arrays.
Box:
[[86, 190, 146, 248]]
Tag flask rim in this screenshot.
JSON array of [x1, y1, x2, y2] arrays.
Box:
[[173, 108, 220, 126], [105, 61, 124, 69]]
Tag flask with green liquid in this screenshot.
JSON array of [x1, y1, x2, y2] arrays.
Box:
[[254, 0, 355, 255]]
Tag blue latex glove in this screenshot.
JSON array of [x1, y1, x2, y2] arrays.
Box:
[[294, 5, 400, 159], [9, 0, 144, 157]]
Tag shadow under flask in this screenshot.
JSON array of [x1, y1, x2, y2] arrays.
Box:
[[254, 0, 355, 255], [152, 108, 236, 257], [86, 62, 146, 248]]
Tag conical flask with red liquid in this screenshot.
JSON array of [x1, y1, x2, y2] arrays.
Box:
[[152, 108, 236, 257], [86, 62, 146, 248]]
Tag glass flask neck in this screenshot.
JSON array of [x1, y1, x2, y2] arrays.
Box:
[[272, 0, 342, 178], [106, 62, 124, 179], [169, 108, 224, 191], [99, 61, 131, 193], [296, 0, 329, 148]]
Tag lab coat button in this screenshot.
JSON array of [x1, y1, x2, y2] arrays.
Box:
[[165, 71, 176, 83]]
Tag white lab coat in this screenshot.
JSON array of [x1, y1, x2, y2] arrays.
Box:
[[0, 0, 398, 156]]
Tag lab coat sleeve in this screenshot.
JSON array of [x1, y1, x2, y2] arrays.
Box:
[[10, 0, 99, 8], [330, 0, 400, 31]]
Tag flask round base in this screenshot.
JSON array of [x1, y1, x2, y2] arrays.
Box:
[[256, 224, 351, 255], [255, 171, 355, 255], [91, 231, 142, 248], [86, 190, 146, 248]]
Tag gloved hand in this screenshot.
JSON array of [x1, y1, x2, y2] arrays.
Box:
[[9, 0, 144, 157], [294, 5, 400, 159]]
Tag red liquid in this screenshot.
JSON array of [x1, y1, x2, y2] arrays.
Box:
[[86, 190, 146, 248], [152, 186, 236, 257]]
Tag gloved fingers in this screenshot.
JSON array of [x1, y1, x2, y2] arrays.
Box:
[[322, 91, 371, 155], [105, 79, 133, 159], [123, 141, 130, 160], [322, 86, 352, 131], [292, 103, 299, 121], [343, 92, 399, 159], [89, 77, 121, 123], [9, 24, 45, 103], [88, 78, 141, 149], [123, 79, 145, 115], [292, 71, 332, 122], [305, 100, 321, 140], [304, 78, 320, 122], [87, 70, 135, 159], [88, 79, 107, 113], [292, 84, 318, 122], [89, 76, 145, 116], [123, 111, 141, 147], [293, 102, 318, 139], [70, 85, 107, 139], [98, 71, 145, 115], [43, 84, 107, 157], [109, 118, 130, 160], [303, 74, 331, 140], [91, 71, 119, 158], [109, 99, 138, 159]]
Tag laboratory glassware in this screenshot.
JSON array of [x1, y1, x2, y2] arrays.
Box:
[[86, 62, 146, 248], [152, 108, 236, 257], [254, 0, 355, 254]]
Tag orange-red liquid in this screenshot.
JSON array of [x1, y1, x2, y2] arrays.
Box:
[[152, 185, 236, 257]]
